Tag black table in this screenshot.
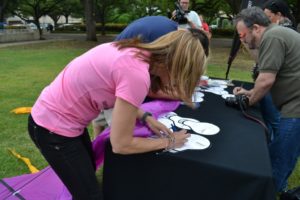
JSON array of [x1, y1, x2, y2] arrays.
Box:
[[102, 81, 276, 200]]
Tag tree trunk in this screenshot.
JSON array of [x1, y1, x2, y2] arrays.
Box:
[[0, 0, 8, 22], [294, 0, 300, 26], [35, 18, 44, 40], [82, 0, 97, 41], [49, 15, 60, 28], [98, 4, 105, 36], [0, 7, 4, 22], [100, 19, 105, 36], [65, 14, 69, 24], [225, 0, 241, 14]]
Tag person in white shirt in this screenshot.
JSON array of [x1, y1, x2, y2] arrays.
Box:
[[172, 0, 202, 29]]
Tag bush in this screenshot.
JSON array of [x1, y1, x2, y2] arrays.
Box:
[[98, 23, 127, 33], [54, 23, 128, 34]]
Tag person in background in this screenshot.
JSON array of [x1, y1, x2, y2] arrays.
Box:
[[47, 23, 54, 32], [199, 14, 212, 39], [233, 7, 300, 193], [263, 0, 297, 30], [28, 29, 208, 199], [172, 0, 202, 29]]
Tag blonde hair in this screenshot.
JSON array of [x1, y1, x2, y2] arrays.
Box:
[[115, 29, 208, 104]]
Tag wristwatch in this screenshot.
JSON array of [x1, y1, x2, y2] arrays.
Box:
[[141, 112, 152, 124]]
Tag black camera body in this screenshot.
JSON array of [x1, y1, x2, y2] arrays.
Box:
[[173, 2, 188, 24], [225, 95, 249, 110]]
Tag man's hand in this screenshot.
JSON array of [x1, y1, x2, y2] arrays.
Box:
[[233, 87, 250, 96]]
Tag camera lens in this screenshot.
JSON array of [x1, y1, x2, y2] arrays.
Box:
[[225, 96, 237, 107]]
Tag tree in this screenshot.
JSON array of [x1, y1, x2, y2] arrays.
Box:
[[127, 0, 163, 19], [48, 8, 61, 28], [60, 0, 82, 24], [288, 0, 300, 26], [13, 0, 63, 39], [223, 0, 242, 15], [0, 0, 8, 22], [81, 0, 97, 41], [94, 0, 175, 35], [95, 0, 129, 35], [48, 0, 82, 28], [193, 0, 233, 25], [0, 0, 18, 22]]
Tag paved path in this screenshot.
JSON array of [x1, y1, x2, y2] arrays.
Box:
[[0, 38, 71, 48], [46, 33, 234, 47], [210, 38, 233, 48], [0, 33, 233, 48]]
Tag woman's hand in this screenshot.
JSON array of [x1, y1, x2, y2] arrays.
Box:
[[145, 116, 173, 137], [145, 116, 190, 149], [172, 129, 190, 149]]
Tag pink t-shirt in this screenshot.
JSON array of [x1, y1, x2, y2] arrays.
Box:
[[31, 43, 150, 137]]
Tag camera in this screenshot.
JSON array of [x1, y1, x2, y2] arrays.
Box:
[[225, 95, 249, 110], [173, 2, 188, 24]]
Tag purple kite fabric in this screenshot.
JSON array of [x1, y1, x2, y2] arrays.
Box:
[[93, 100, 180, 168], [0, 100, 180, 200], [0, 167, 72, 200]]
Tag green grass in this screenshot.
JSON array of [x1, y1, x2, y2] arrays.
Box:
[[0, 41, 98, 178], [0, 40, 298, 190]]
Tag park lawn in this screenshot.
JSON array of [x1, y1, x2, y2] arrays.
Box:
[[0, 40, 298, 189], [0, 41, 97, 178]]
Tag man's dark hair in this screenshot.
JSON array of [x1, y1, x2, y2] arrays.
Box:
[[263, 0, 297, 29], [234, 7, 271, 28], [263, 0, 289, 17]]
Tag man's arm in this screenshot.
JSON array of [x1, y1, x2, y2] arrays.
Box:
[[248, 72, 276, 105]]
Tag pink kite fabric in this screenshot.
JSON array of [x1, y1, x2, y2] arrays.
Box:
[[0, 100, 180, 200]]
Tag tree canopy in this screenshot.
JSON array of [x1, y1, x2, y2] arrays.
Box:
[[1, 0, 299, 41]]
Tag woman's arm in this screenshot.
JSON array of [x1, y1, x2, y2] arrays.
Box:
[[110, 97, 189, 154], [137, 108, 173, 137]]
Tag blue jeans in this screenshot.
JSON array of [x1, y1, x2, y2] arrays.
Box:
[[259, 93, 280, 142], [269, 118, 300, 192]]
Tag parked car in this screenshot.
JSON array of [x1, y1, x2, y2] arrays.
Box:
[[58, 23, 74, 28], [10, 23, 27, 29], [209, 24, 218, 29], [27, 23, 37, 30], [57, 23, 80, 31]]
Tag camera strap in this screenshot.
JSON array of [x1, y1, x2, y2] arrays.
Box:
[[239, 104, 271, 143]]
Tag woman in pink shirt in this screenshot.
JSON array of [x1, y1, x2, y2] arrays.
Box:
[[28, 29, 208, 199]]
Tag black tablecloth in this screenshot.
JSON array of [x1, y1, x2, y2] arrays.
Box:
[[102, 81, 276, 200]]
